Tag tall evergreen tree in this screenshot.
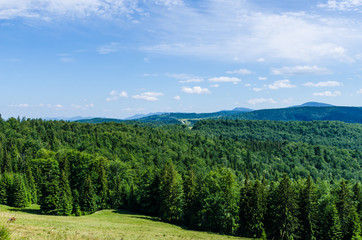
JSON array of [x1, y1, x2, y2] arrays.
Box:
[[298, 175, 318, 240], [183, 168, 200, 228], [318, 197, 342, 240], [80, 175, 97, 214], [38, 158, 60, 215], [159, 161, 184, 223], [270, 173, 299, 240], [336, 180, 361, 240], [239, 178, 267, 239], [57, 171, 73, 216], [11, 174, 29, 208]]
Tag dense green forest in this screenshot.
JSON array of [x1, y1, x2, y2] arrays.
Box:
[[193, 119, 362, 151], [0, 117, 361, 239]]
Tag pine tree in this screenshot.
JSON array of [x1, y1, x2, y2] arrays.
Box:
[[272, 174, 299, 240], [318, 197, 342, 240], [239, 178, 267, 239], [183, 168, 200, 228], [38, 158, 60, 215], [336, 180, 361, 240], [159, 161, 184, 223], [80, 175, 97, 214], [11, 174, 29, 208], [57, 171, 73, 216], [298, 175, 318, 240]]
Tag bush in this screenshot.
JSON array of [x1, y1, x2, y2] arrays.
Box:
[[0, 224, 11, 240]]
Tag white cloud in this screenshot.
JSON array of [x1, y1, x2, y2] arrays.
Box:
[[98, 42, 122, 54], [9, 103, 30, 108], [210, 84, 219, 88], [132, 92, 164, 101], [119, 91, 128, 97], [248, 98, 277, 105], [226, 68, 251, 75], [208, 77, 241, 84], [174, 95, 181, 100], [313, 91, 341, 97], [303, 81, 342, 87], [179, 78, 204, 84], [253, 88, 264, 92], [0, 0, 139, 20], [268, 80, 296, 90], [166, 73, 204, 83], [106, 90, 128, 101], [257, 58, 265, 62], [271, 66, 332, 76], [318, 0, 362, 11], [141, 2, 355, 62], [258, 77, 267, 80], [357, 89, 362, 94], [181, 86, 210, 94]]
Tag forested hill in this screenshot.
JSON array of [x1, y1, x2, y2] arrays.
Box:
[[193, 119, 362, 151], [226, 106, 362, 123], [77, 106, 362, 125], [0, 117, 362, 239], [140, 106, 362, 124]]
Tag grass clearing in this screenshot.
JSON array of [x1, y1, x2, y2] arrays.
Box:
[[0, 205, 252, 240]]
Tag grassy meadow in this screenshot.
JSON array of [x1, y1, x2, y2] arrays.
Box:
[[0, 205, 252, 240]]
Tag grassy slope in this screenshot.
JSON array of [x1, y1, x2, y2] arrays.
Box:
[[0, 205, 251, 240]]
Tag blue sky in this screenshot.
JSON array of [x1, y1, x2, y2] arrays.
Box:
[[1, 0, 362, 119]]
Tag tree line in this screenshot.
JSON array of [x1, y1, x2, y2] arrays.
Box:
[[0, 116, 361, 239]]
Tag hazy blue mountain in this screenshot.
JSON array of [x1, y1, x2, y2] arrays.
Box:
[[72, 103, 362, 125], [290, 102, 334, 108], [232, 107, 254, 112], [125, 112, 168, 120]]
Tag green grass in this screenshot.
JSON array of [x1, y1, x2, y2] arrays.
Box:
[[0, 205, 252, 240]]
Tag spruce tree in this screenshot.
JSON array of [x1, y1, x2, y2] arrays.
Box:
[[11, 174, 29, 208], [38, 158, 60, 215], [298, 175, 318, 240], [272, 174, 299, 240], [159, 160, 184, 223], [57, 171, 73, 216], [80, 175, 97, 214], [183, 168, 200, 228]]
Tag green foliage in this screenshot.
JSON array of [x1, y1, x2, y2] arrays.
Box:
[[159, 161, 184, 223], [0, 117, 361, 239], [0, 224, 10, 240], [194, 119, 362, 151], [11, 174, 29, 208]]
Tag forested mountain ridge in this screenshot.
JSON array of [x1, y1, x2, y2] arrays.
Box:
[[193, 119, 362, 151], [0, 117, 361, 239], [76, 105, 362, 125]]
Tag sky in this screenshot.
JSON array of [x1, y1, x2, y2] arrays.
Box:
[[1, 0, 362, 119]]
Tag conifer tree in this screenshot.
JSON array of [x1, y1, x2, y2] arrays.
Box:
[[272, 173, 299, 240], [336, 180, 361, 240], [318, 197, 342, 240], [11, 174, 29, 208], [39, 158, 60, 215], [57, 171, 73, 216], [298, 175, 318, 240], [159, 160, 184, 223], [80, 175, 97, 214], [183, 168, 200, 228]]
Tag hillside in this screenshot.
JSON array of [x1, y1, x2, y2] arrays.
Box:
[[0, 205, 249, 240], [0, 117, 361, 239], [193, 119, 362, 151]]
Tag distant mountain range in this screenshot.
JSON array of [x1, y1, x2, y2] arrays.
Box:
[[74, 102, 362, 125]]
